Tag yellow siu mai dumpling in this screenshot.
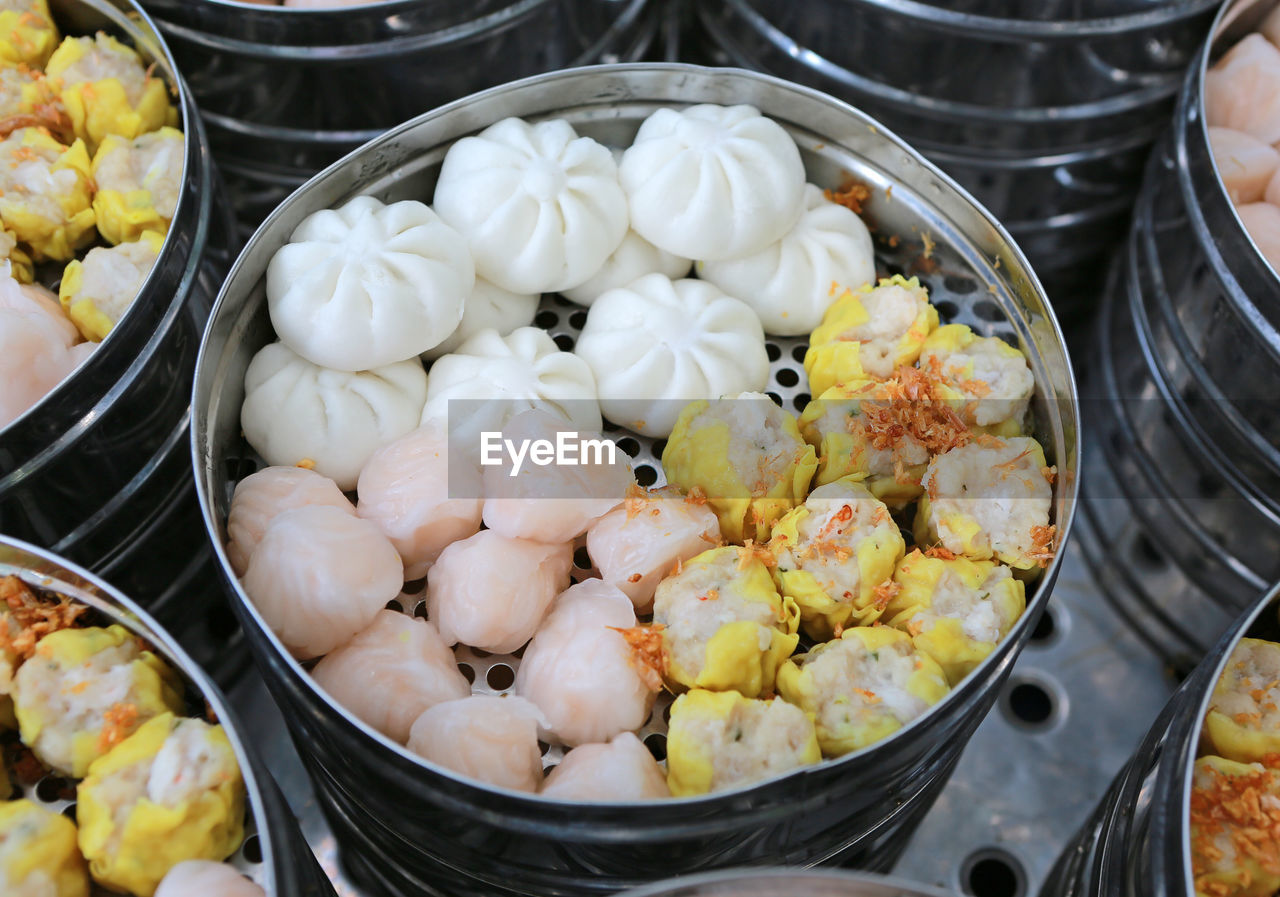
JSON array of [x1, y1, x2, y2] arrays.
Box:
[[0, 126, 94, 261], [0, 799, 88, 897], [0, 1, 59, 68], [45, 34, 172, 152], [90, 127, 183, 244], [1204, 638, 1280, 765], [59, 230, 163, 341], [1189, 755, 1280, 897]]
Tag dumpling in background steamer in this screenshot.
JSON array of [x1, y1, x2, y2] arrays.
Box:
[[620, 104, 805, 261], [422, 278, 538, 361], [540, 732, 670, 801], [357, 424, 482, 580], [433, 117, 628, 294], [0, 273, 91, 429], [573, 274, 770, 438], [240, 505, 404, 659], [426, 529, 573, 654], [225, 466, 354, 576], [407, 695, 544, 793], [311, 610, 470, 744], [559, 230, 692, 307], [514, 580, 657, 747], [1209, 127, 1280, 204], [586, 485, 721, 613], [240, 341, 427, 491], [1206, 34, 1280, 145], [697, 184, 876, 336], [156, 862, 265, 897], [481, 409, 632, 543], [419, 327, 601, 454], [1235, 202, 1280, 274], [267, 196, 472, 371]]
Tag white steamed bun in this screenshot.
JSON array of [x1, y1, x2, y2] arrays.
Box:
[[573, 274, 769, 437], [619, 104, 805, 261], [559, 230, 691, 307], [266, 195, 473, 371], [241, 341, 428, 491], [697, 183, 876, 335], [433, 117, 628, 294], [423, 277, 538, 361]]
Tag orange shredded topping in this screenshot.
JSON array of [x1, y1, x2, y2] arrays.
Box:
[[1042, 466, 1057, 485], [853, 366, 972, 460], [1190, 757, 1280, 893], [824, 177, 871, 216], [871, 506, 889, 526], [611, 624, 667, 693], [907, 619, 925, 637], [924, 545, 958, 561], [98, 702, 139, 753], [1029, 524, 1057, 568], [627, 573, 643, 584], [921, 231, 935, 258], [697, 588, 720, 603], [852, 687, 881, 704], [873, 578, 901, 610], [624, 483, 650, 520], [737, 541, 776, 570], [0, 575, 86, 663], [684, 485, 709, 506], [295, 458, 316, 470]]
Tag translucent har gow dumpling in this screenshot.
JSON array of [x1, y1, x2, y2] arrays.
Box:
[[586, 485, 721, 613], [357, 424, 483, 580], [267, 196, 473, 371], [0, 276, 90, 429], [426, 530, 573, 654], [481, 409, 632, 544], [573, 274, 770, 438], [225, 466, 353, 576], [1236, 202, 1280, 274], [1209, 127, 1280, 205], [311, 610, 470, 743], [240, 505, 404, 659], [407, 695, 544, 793], [1206, 34, 1280, 145], [514, 580, 657, 747], [156, 862, 265, 897], [422, 278, 538, 361], [240, 341, 427, 491], [540, 732, 670, 801], [433, 117, 628, 294], [698, 184, 876, 336], [619, 104, 805, 261], [559, 230, 692, 307]]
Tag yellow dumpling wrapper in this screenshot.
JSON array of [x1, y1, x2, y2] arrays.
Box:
[[0, 2, 59, 68], [662, 397, 817, 544], [0, 128, 94, 261], [920, 323, 1030, 436], [77, 713, 245, 897], [883, 549, 1025, 685], [46, 34, 172, 153], [1190, 755, 1280, 897], [665, 689, 821, 797], [90, 127, 182, 245], [0, 799, 88, 897], [1203, 638, 1280, 765], [59, 229, 164, 341], [13, 624, 183, 777], [658, 546, 801, 698], [776, 626, 949, 756], [768, 477, 905, 640], [803, 275, 939, 396]]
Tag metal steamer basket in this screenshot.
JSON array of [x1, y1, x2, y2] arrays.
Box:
[[693, 0, 1219, 313], [0, 536, 336, 897], [192, 65, 1079, 897], [616, 868, 966, 897], [0, 0, 239, 655], [140, 0, 660, 232], [1041, 582, 1280, 897], [1076, 0, 1280, 665]]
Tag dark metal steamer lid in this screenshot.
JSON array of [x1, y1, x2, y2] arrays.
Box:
[[0, 535, 336, 897], [616, 868, 967, 897], [191, 64, 1080, 897], [1041, 583, 1280, 897]]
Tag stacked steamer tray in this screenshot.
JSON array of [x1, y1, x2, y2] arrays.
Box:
[[0, 0, 240, 677], [1076, 0, 1280, 671], [694, 0, 1218, 318], [1041, 579, 1280, 897], [619, 869, 966, 897], [193, 64, 1079, 897], [0, 536, 335, 897], [138, 0, 661, 235]]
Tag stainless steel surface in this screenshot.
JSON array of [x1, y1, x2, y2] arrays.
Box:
[[0, 0, 238, 631], [0, 535, 335, 897], [192, 64, 1078, 896]]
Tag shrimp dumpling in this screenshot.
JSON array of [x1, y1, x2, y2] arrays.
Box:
[[407, 695, 544, 793], [586, 485, 721, 613], [540, 732, 670, 801], [0, 274, 89, 428], [426, 530, 573, 654], [1235, 202, 1280, 275], [514, 580, 657, 747], [240, 341, 428, 491], [1206, 34, 1280, 145], [481, 409, 632, 543], [357, 424, 482, 580], [311, 610, 470, 744], [58, 231, 163, 341], [225, 465, 354, 576], [1209, 127, 1280, 205], [240, 505, 404, 659], [0, 799, 88, 897], [156, 862, 265, 897]]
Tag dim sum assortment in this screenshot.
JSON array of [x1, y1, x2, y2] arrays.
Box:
[[227, 102, 1056, 803], [0, 3, 183, 430]]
